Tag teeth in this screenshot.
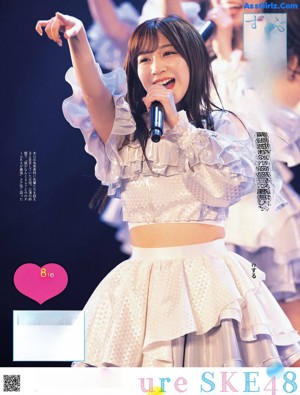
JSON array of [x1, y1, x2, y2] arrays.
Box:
[[156, 78, 173, 86], [163, 78, 173, 86]]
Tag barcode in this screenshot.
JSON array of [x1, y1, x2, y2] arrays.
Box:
[[3, 375, 20, 392]]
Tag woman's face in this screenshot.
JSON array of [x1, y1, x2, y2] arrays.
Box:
[[137, 33, 190, 105]]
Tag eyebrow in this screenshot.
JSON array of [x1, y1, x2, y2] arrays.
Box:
[[138, 44, 174, 56]]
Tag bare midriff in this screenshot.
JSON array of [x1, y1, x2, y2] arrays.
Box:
[[130, 223, 225, 248]]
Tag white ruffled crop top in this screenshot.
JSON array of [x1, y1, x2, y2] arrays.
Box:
[[62, 66, 284, 226]]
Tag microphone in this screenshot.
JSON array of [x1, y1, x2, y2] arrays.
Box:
[[200, 20, 216, 42], [150, 101, 164, 143]]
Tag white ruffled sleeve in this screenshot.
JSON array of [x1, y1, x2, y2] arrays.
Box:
[[62, 65, 136, 195], [166, 110, 255, 207], [166, 111, 255, 207], [271, 106, 300, 167], [168, 110, 286, 210]]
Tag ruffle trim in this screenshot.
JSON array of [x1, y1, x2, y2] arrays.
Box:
[[117, 110, 257, 202], [225, 179, 300, 256], [230, 247, 300, 302], [62, 66, 255, 199], [176, 113, 282, 211], [211, 50, 244, 81], [80, 250, 300, 367], [271, 106, 300, 167], [171, 111, 254, 168], [62, 66, 136, 194], [62, 65, 284, 210]]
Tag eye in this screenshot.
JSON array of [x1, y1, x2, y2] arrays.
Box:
[[138, 56, 150, 64], [163, 51, 177, 57]]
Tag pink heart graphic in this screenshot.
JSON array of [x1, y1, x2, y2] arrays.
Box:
[[13, 263, 68, 304]]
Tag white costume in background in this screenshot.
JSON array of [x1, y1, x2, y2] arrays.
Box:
[[212, 50, 300, 301], [88, 2, 139, 70]]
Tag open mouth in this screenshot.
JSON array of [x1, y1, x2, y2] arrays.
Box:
[[156, 78, 175, 89]]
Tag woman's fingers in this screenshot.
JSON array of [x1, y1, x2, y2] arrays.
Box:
[[36, 12, 79, 46], [145, 87, 173, 106], [35, 20, 49, 36], [144, 92, 173, 110], [43, 18, 60, 45], [36, 17, 62, 45], [50, 17, 63, 46], [55, 11, 69, 24], [143, 85, 178, 127]]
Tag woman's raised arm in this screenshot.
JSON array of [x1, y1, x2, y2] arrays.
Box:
[[36, 12, 115, 144], [88, 0, 134, 47], [161, 0, 187, 19]]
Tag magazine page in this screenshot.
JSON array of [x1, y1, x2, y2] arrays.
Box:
[[1, 0, 300, 393]]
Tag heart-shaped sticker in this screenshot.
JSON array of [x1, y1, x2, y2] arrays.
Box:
[[14, 263, 68, 304]]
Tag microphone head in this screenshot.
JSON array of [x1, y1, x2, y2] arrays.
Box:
[[151, 128, 162, 143], [200, 20, 216, 42]]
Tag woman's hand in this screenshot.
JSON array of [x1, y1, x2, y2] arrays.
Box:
[[206, 5, 233, 61], [35, 12, 83, 47], [142, 85, 179, 129]]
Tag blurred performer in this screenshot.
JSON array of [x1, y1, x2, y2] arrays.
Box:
[[207, 0, 300, 367], [87, 0, 139, 70]]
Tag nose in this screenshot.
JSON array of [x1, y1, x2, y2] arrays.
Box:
[[151, 56, 166, 75]]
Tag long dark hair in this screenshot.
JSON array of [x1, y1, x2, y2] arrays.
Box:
[[124, 15, 222, 156], [286, 3, 300, 63]]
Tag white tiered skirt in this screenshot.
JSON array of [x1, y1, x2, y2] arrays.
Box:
[[73, 240, 300, 367]]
